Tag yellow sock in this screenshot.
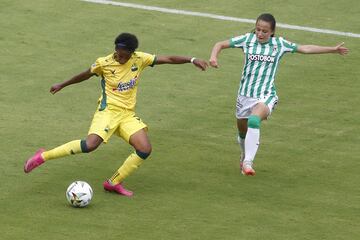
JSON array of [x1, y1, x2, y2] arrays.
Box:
[[109, 152, 144, 184], [42, 140, 86, 161]]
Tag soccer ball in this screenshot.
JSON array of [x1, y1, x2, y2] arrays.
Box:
[[66, 181, 93, 208]]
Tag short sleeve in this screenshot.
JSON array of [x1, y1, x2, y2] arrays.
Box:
[[90, 58, 103, 76], [137, 52, 156, 68], [280, 37, 298, 53], [230, 34, 249, 48]]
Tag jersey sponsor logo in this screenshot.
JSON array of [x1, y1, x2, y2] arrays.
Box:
[[113, 76, 138, 92], [248, 54, 275, 63]]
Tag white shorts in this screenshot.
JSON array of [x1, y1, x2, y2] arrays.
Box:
[[235, 95, 278, 119]]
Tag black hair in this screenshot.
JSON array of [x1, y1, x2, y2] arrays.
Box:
[[256, 13, 276, 37], [114, 33, 139, 53]]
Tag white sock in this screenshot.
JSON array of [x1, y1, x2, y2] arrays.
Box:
[[239, 137, 245, 161], [244, 128, 260, 165]]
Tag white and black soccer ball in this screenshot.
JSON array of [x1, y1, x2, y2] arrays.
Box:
[[66, 181, 93, 208]]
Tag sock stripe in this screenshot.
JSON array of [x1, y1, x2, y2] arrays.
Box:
[[136, 150, 150, 160], [239, 132, 246, 139], [248, 115, 261, 129], [80, 139, 89, 153]]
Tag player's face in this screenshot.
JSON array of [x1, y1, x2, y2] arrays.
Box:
[[115, 48, 132, 64], [255, 20, 274, 43]]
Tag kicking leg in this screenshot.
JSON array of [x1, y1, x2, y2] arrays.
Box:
[[24, 134, 103, 173]]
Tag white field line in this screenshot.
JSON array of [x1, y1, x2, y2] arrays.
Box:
[[81, 0, 360, 38]]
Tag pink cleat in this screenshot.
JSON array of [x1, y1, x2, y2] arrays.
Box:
[[241, 164, 256, 176], [103, 180, 133, 197], [24, 148, 45, 173]]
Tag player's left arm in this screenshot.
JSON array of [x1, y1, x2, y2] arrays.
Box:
[[154, 55, 208, 71], [297, 42, 349, 55]]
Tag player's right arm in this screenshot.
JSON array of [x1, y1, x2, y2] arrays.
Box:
[[50, 68, 96, 94], [209, 40, 231, 68]]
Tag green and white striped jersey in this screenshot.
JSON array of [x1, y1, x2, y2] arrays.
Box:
[[230, 33, 297, 98]]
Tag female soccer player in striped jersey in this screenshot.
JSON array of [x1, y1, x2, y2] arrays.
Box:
[[24, 33, 208, 196], [209, 13, 348, 176]]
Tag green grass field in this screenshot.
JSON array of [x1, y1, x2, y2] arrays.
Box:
[[1, 0, 359, 239]]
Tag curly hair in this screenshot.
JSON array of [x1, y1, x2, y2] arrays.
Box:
[[114, 33, 139, 53]]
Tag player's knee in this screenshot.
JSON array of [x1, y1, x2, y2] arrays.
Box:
[[247, 115, 261, 129], [82, 137, 102, 153], [86, 143, 99, 152]]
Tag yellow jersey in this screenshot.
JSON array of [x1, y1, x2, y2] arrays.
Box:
[[90, 51, 156, 111]]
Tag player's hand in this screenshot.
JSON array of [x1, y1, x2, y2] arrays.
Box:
[[209, 58, 219, 68], [335, 42, 349, 55], [193, 59, 208, 71], [50, 83, 64, 94]]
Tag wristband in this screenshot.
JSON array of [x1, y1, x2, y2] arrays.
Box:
[[190, 57, 196, 63]]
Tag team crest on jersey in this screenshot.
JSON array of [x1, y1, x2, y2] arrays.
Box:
[[131, 64, 138, 72], [271, 46, 278, 56]]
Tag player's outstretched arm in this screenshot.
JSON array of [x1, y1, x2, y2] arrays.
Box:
[[154, 56, 208, 71], [50, 68, 96, 94], [297, 42, 349, 55], [209, 40, 231, 68]]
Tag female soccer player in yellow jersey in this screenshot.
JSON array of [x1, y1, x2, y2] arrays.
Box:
[[24, 33, 208, 196], [209, 13, 348, 176]]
